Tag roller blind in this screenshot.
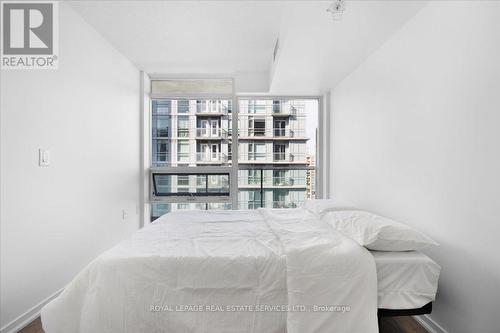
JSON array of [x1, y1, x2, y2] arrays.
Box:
[[151, 79, 233, 96]]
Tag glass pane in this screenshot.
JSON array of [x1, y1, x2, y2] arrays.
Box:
[[150, 96, 318, 223], [151, 98, 232, 167], [151, 202, 232, 221], [153, 174, 230, 196], [238, 98, 318, 210], [238, 168, 311, 209], [177, 100, 190, 113]]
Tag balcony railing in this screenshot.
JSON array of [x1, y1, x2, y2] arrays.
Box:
[[272, 105, 298, 117], [272, 153, 306, 162], [196, 152, 228, 163], [238, 153, 308, 163], [195, 128, 228, 139], [177, 128, 190, 138], [246, 128, 267, 137], [196, 101, 229, 115], [241, 128, 306, 138], [154, 152, 228, 165], [156, 152, 307, 164], [238, 176, 307, 187], [272, 177, 306, 186], [241, 104, 302, 116], [272, 201, 301, 209], [237, 200, 303, 210]]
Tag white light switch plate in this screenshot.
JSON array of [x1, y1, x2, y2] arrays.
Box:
[[39, 149, 50, 166]]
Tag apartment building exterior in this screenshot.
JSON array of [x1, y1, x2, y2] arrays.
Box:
[[152, 99, 232, 167], [237, 99, 310, 209], [151, 98, 314, 218]]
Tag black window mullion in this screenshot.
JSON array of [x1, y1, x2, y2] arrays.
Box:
[[260, 169, 264, 208]]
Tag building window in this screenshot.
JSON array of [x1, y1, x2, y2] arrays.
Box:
[[248, 142, 266, 161], [177, 141, 190, 162], [177, 116, 190, 138], [274, 120, 286, 137], [177, 100, 190, 113], [253, 118, 266, 136], [156, 141, 169, 162], [273, 143, 286, 161]]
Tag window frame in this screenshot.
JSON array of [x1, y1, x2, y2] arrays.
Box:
[[149, 77, 238, 208], [152, 172, 230, 197], [147, 78, 324, 214]]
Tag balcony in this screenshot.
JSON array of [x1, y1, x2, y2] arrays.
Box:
[[196, 152, 228, 164], [153, 152, 229, 165], [238, 176, 261, 187], [272, 201, 301, 209], [237, 200, 303, 209], [177, 128, 190, 138], [195, 128, 228, 139], [239, 128, 306, 140], [272, 177, 306, 187], [238, 153, 308, 164], [273, 153, 307, 163], [272, 105, 298, 117], [196, 102, 229, 116], [238, 176, 307, 188]]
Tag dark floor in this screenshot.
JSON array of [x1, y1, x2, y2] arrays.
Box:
[[18, 318, 43, 333], [19, 316, 428, 333], [379, 316, 429, 333]]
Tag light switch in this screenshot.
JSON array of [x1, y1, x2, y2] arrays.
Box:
[[39, 149, 50, 166]]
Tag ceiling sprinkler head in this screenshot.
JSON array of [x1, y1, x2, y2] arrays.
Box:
[[327, 0, 346, 21]]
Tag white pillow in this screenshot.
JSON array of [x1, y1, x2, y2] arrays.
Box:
[[259, 207, 317, 221], [322, 210, 438, 251], [302, 199, 353, 216]]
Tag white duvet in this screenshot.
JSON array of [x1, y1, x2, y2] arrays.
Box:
[[42, 208, 378, 333]]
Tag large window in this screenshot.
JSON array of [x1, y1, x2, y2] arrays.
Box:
[[150, 79, 318, 221]]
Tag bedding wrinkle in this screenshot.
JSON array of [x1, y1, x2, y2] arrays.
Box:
[[41, 209, 378, 333]]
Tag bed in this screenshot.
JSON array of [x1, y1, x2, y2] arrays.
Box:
[[41, 208, 440, 333], [372, 250, 440, 317]]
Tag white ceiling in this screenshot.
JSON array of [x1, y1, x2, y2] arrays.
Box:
[[270, 1, 428, 94], [70, 1, 427, 93], [70, 1, 284, 75]]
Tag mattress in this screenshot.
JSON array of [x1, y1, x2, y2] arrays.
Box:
[[372, 250, 441, 309]]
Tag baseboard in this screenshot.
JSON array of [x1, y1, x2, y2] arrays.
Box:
[[414, 314, 449, 333], [0, 288, 63, 333]]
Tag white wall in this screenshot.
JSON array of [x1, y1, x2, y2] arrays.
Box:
[[331, 2, 500, 332], [0, 3, 141, 330]]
